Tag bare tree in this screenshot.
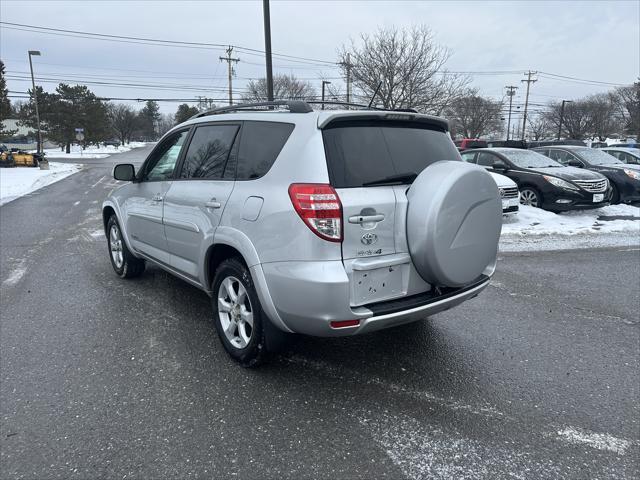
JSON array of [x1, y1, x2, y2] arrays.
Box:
[[156, 113, 174, 137], [445, 90, 503, 138], [584, 93, 621, 140], [108, 103, 139, 145], [527, 114, 553, 141], [339, 25, 470, 114], [544, 100, 591, 140], [611, 81, 640, 141], [242, 74, 316, 101]]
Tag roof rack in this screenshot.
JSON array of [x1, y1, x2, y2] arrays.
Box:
[[306, 100, 384, 111], [191, 100, 313, 119]]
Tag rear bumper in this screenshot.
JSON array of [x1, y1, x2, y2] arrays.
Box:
[[256, 260, 491, 337]]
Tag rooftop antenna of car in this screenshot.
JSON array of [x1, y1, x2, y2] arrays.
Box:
[[368, 81, 383, 108]]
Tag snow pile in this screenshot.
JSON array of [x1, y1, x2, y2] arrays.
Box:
[[502, 204, 640, 236], [32, 142, 147, 159], [0, 162, 81, 206]]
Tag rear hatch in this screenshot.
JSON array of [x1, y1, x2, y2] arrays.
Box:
[[321, 116, 462, 305]]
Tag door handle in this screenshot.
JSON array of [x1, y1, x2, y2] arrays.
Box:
[[152, 195, 163, 202], [205, 200, 222, 209], [348, 214, 385, 224]]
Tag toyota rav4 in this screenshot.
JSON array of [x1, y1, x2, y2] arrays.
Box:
[[103, 101, 502, 366]]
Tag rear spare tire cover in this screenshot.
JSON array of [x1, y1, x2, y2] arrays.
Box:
[[406, 161, 502, 287]]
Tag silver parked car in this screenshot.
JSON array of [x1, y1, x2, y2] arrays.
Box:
[[103, 101, 502, 366]]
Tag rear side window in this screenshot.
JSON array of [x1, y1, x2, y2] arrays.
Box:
[[477, 152, 497, 166], [234, 121, 294, 180], [179, 124, 239, 179], [322, 122, 460, 188]]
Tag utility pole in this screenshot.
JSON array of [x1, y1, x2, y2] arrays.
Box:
[[219, 46, 240, 105], [28, 50, 42, 154], [520, 70, 537, 141], [505, 85, 518, 141], [557, 99, 572, 140], [343, 53, 352, 104], [321, 80, 331, 109], [263, 0, 274, 101]]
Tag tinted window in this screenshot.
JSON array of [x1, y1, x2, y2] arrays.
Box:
[[546, 149, 575, 165], [323, 122, 460, 188], [143, 130, 189, 181], [234, 121, 294, 180], [477, 152, 497, 166], [179, 124, 239, 179]]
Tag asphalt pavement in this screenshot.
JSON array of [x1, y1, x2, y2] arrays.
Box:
[[1, 145, 639, 479]]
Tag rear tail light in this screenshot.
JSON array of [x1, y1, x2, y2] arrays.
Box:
[[288, 184, 343, 242]]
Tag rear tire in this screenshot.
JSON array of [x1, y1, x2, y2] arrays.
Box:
[[212, 257, 268, 367], [106, 215, 145, 278], [520, 187, 542, 208]]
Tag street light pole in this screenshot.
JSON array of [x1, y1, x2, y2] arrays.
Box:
[[321, 80, 331, 110], [28, 50, 42, 154], [557, 100, 572, 141], [262, 0, 274, 101]]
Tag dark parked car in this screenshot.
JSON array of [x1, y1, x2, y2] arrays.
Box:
[[461, 148, 611, 211], [526, 140, 586, 148], [601, 147, 640, 165], [533, 146, 640, 204]]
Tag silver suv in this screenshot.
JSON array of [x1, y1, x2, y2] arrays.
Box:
[[103, 101, 502, 366]]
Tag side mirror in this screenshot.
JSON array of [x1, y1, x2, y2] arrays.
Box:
[[492, 160, 508, 171], [113, 163, 135, 181], [568, 159, 583, 168]]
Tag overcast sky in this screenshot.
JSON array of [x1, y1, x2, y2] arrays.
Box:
[[1, 0, 638, 117]]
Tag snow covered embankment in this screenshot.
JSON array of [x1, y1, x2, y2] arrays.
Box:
[[500, 204, 640, 251], [0, 162, 81, 206], [36, 142, 147, 159]]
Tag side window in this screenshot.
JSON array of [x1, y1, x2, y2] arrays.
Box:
[[476, 152, 497, 166], [179, 124, 239, 180], [142, 130, 189, 181], [235, 121, 294, 180], [548, 149, 571, 165], [460, 152, 476, 163]]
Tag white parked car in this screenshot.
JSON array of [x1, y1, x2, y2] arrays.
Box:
[[489, 172, 519, 214]]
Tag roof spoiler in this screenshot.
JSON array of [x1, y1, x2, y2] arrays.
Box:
[[318, 111, 449, 130]]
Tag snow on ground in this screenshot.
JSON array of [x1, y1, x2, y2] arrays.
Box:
[[500, 204, 640, 251], [33, 142, 147, 159], [0, 162, 81, 206]]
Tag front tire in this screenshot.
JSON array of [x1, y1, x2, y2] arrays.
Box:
[[106, 215, 145, 278], [520, 187, 542, 208], [610, 184, 620, 204], [212, 258, 268, 367]]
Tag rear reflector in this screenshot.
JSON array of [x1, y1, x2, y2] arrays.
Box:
[[288, 183, 343, 242], [330, 320, 360, 329]]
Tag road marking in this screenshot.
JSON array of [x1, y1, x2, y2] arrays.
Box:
[[618, 248, 640, 252], [359, 411, 560, 480], [89, 175, 107, 189], [555, 426, 632, 455], [2, 259, 27, 286]]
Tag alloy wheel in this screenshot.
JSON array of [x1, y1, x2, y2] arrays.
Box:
[[520, 189, 539, 207], [109, 224, 124, 268], [217, 276, 254, 349]]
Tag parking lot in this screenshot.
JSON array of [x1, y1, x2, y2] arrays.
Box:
[[1, 146, 638, 478]]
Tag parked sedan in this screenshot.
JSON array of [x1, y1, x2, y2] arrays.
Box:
[[488, 171, 519, 214], [461, 148, 610, 212], [533, 146, 640, 204], [601, 147, 640, 165]]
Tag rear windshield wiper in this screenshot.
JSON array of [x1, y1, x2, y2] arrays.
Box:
[[362, 172, 418, 187]]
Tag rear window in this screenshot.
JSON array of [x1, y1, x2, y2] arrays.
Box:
[[233, 121, 294, 180], [322, 122, 460, 188]]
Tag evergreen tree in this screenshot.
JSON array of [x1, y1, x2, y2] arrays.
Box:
[[0, 60, 17, 137], [138, 100, 161, 141], [174, 103, 199, 124]]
